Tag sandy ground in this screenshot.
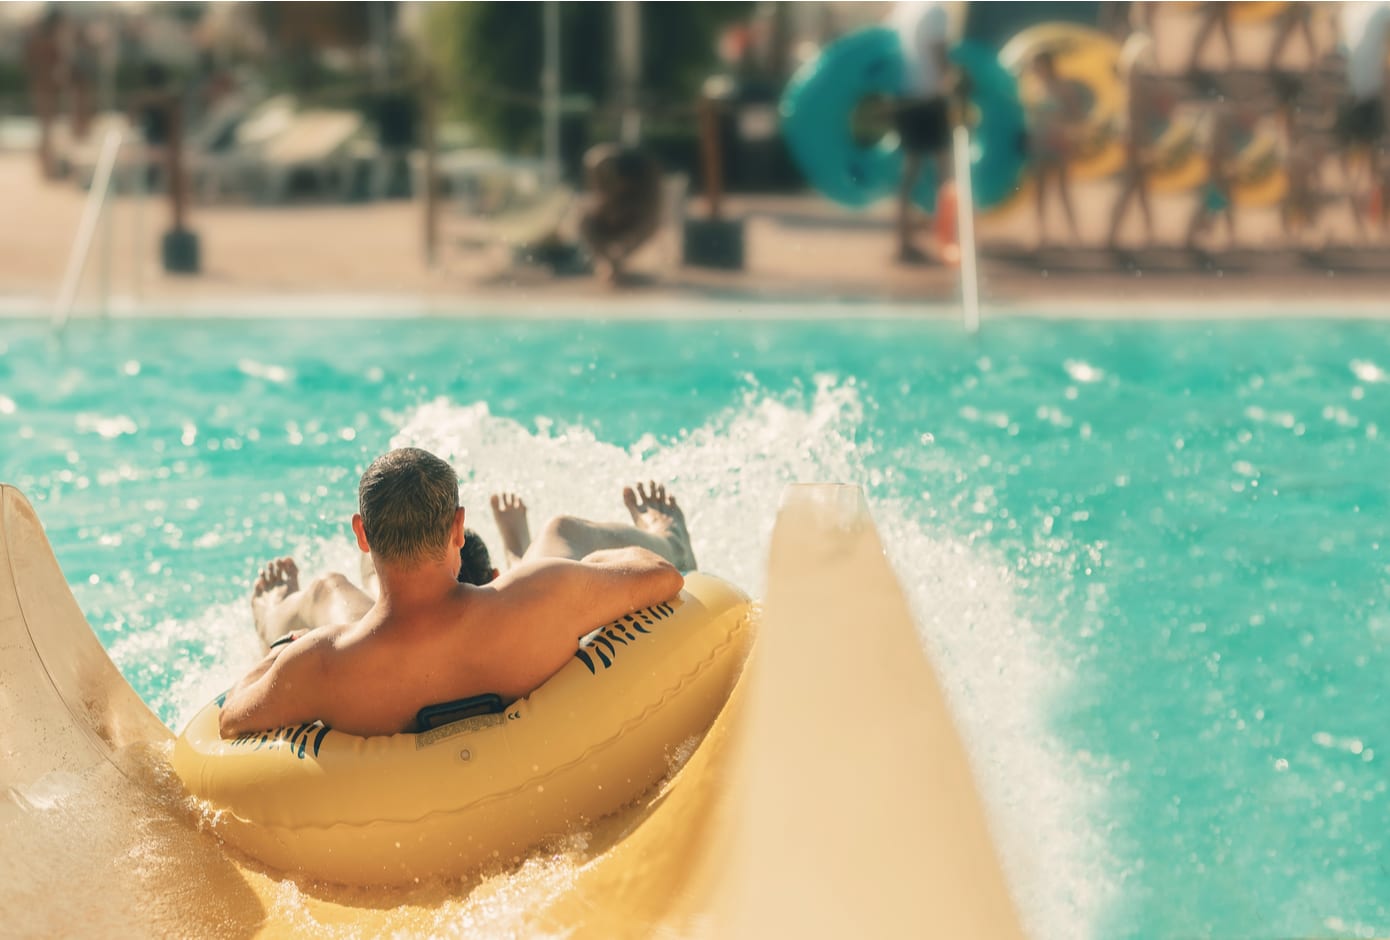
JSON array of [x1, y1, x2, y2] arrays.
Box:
[[0, 142, 1386, 320]]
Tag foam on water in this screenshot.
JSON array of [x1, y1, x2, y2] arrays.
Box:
[[80, 380, 1096, 936]]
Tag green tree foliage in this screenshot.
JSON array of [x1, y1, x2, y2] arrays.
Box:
[[422, 2, 752, 153]]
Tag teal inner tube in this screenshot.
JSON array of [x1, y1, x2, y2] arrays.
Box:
[[780, 28, 1026, 213]]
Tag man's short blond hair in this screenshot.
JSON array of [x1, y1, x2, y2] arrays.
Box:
[[357, 448, 458, 564]]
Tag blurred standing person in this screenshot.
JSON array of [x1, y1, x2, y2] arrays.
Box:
[[129, 62, 175, 191], [1336, 1, 1390, 237], [1025, 50, 1083, 247], [23, 9, 65, 179], [890, 0, 955, 265], [579, 144, 663, 285], [1185, 105, 1240, 255], [1107, 33, 1161, 252], [1280, 134, 1329, 246], [1099, 2, 1133, 40], [129, 58, 199, 275], [1276, 59, 1338, 248]]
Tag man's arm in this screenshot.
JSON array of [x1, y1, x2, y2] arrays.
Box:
[[218, 637, 326, 738], [485, 547, 683, 686]]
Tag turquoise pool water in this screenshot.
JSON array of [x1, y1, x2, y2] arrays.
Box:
[[2, 315, 1388, 939]]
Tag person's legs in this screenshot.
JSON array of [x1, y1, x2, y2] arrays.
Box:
[[1135, 173, 1154, 245], [491, 491, 532, 570], [898, 151, 925, 260], [517, 481, 697, 572], [1266, 6, 1315, 72], [580, 211, 623, 283], [1267, 13, 1295, 71], [1221, 199, 1237, 247], [250, 557, 373, 650], [1106, 171, 1136, 249], [1378, 153, 1390, 234], [1218, 8, 1236, 63], [1188, 9, 1218, 72], [1034, 163, 1051, 245], [1185, 202, 1211, 251], [1058, 164, 1080, 243], [1188, 4, 1235, 72]]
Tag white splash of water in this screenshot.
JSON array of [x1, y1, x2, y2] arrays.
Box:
[[391, 377, 866, 599], [108, 602, 265, 732]]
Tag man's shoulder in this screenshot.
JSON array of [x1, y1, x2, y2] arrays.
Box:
[[487, 556, 593, 597]]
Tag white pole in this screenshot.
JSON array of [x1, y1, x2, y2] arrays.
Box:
[[542, 1, 561, 185], [952, 123, 980, 334], [133, 141, 145, 300], [54, 129, 122, 330], [99, 156, 114, 317]]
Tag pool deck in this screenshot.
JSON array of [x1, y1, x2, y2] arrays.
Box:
[[2, 152, 1387, 320]]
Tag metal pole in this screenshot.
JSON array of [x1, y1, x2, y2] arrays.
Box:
[[616, 2, 642, 146], [54, 129, 122, 330], [542, 1, 561, 186], [133, 141, 145, 299], [99, 156, 114, 317], [953, 124, 981, 334]]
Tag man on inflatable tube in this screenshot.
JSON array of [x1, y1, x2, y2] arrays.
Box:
[[219, 447, 694, 739]]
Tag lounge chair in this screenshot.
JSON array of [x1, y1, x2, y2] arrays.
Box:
[[254, 108, 366, 203], [189, 94, 297, 202]]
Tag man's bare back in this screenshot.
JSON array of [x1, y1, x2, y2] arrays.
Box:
[[220, 457, 693, 739]]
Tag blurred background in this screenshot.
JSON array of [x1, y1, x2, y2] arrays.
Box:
[[6, 8, 1390, 937], [1, 1, 1387, 314]]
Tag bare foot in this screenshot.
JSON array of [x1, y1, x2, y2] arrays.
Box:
[[252, 557, 299, 644], [490, 492, 532, 569], [623, 480, 697, 572]]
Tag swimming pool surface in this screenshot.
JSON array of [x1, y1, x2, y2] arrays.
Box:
[[3, 315, 1388, 939]]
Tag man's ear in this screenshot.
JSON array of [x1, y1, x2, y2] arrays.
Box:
[[352, 513, 370, 553], [452, 507, 467, 547], [489, 567, 500, 583]]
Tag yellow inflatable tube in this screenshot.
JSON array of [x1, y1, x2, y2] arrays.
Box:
[[173, 572, 754, 886], [999, 23, 1127, 181]]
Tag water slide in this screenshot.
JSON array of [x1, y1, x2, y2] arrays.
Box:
[[0, 481, 1022, 938]]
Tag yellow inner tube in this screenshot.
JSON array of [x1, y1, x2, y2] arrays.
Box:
[[1148, 115, 1209, 194], [999, 23, 1126, 181], [1231, 132, 1290, 208], [172, 572, 755, 886], [1227, 2, 1291, 25]]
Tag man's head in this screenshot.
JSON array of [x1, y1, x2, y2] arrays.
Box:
[[354, 448, 461, 566]]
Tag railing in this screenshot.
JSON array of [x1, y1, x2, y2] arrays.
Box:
[[52, 128, 122, 331]]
